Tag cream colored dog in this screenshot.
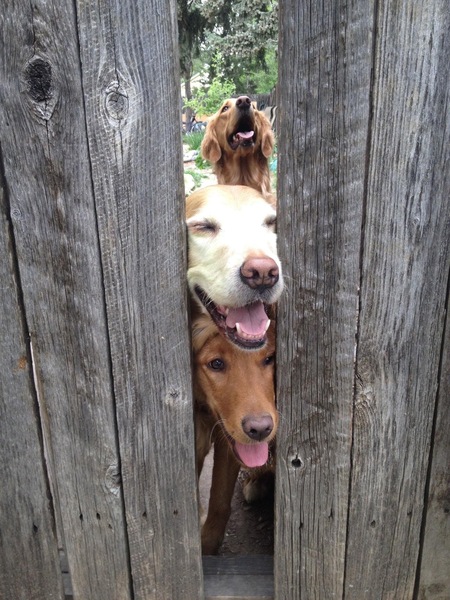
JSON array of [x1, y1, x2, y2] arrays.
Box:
[[186, 185, 283, 349]]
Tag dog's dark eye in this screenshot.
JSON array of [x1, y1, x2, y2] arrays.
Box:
[[265, 215, 277, 230], [208, 358, 225, 371], [221, 105, 230, 113], [263, 355, 275, 366]]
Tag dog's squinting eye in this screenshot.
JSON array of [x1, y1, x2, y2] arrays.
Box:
[[208, 358, 225, 371], [190, 220, 218, 234], [263, 355, 275, 366], [221, 105, 230, 113], [265, 216, 277, 230]]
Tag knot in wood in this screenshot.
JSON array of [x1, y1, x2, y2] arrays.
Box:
[[105, 464, 121, 496], [290, 454, 305, 471], [104, 83, 129, 123], [24, 57, 53, 103], [11, 206, 23, 222]]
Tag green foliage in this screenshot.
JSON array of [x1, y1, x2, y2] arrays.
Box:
[[183, 131, 205, 151], [202, 0, 278, 61], [177, 0, 208, 80], [177, 0, 278, 99], [185, 56, 236, 115], [195, 153, 210, 170], [199, 0, 278, 91], [253, 48, 278, 94]]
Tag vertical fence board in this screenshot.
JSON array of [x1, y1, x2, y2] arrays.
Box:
[[345, 1, 450, 598], [0, 181, 64, 600], [0, 1, 131, 598], [76, 0, 203, 598], [418, 312, 450, 600], [275, 0, 372, 597]]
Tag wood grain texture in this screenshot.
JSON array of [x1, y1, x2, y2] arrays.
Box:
[[345, 1, 450, 598], [203, 555, 273, 599], [275, 0, 373, 597], [0, 1, 132, 598], [76, 0, 203, 598], [418, 312, 450, 600], [0, 178, 64, 600]]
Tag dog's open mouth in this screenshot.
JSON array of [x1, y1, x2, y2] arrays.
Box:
[[229, 130, 255, 150], [228, 116, 256, 150], [195, 286, 270, 349]]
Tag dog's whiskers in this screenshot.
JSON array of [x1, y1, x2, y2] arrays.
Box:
[[209, 419, 226, 445]]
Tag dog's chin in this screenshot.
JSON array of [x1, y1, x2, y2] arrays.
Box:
[[194, 286, 269, 350]]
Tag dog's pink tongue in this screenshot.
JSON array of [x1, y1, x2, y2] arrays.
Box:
[[236, 130, 254, 140], [235, 442, 269, 468], [226, 301, 269, 336]]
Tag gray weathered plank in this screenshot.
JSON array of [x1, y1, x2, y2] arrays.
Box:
[[275, 0, 372, 597], [203, 555, 273, 600], [0, 175, 64, 600], [345, 1, 450, 598], [75, 0, 203, 598], [0, 1, 132, 598], [418, 311, 450, 600]]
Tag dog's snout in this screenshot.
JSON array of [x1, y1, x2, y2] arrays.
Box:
[[240, 257, 279, 290], [236, 95, 252, 110], [242, 414, 274, 441]]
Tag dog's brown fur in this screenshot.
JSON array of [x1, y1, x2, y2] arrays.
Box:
[[201, 97, 275, 199], [193, 314, 277, 554]]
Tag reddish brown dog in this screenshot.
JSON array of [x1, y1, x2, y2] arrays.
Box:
[[193, 313, 277, 554], [201, 96, 275, 199]]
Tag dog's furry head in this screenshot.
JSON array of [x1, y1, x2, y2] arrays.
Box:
[[201, 96, 275, 198], [186, 185, 282, 350], [193, 312, 277, 468]]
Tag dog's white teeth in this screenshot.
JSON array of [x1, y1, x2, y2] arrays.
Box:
[[264, 319, 271, 333], [217, 305, 229, 317], [236, 323, 247, 338], [235, 323, 267, 341]]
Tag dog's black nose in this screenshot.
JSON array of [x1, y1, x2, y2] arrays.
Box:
[[240, 257, 279, 290], [236, 95, 252, 110], [242, 414, 274, 441]]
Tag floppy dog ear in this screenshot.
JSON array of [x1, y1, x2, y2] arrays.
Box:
[[258, 113, 275, 158], [201, 121, 222, 163], [261, 127, 275, 158]]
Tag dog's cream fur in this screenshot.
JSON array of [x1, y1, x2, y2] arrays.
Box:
[[186, 185, 282, 349]]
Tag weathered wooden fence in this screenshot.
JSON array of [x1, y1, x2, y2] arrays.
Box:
[[1, 0, 201, 598], [276, 0, 449, 599], [0, 0, 448, 599]]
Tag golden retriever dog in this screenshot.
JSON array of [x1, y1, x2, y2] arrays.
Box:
[[186, 185, 283, 350], [201, 96, 275, 198], [193, 313, 277, 554]]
